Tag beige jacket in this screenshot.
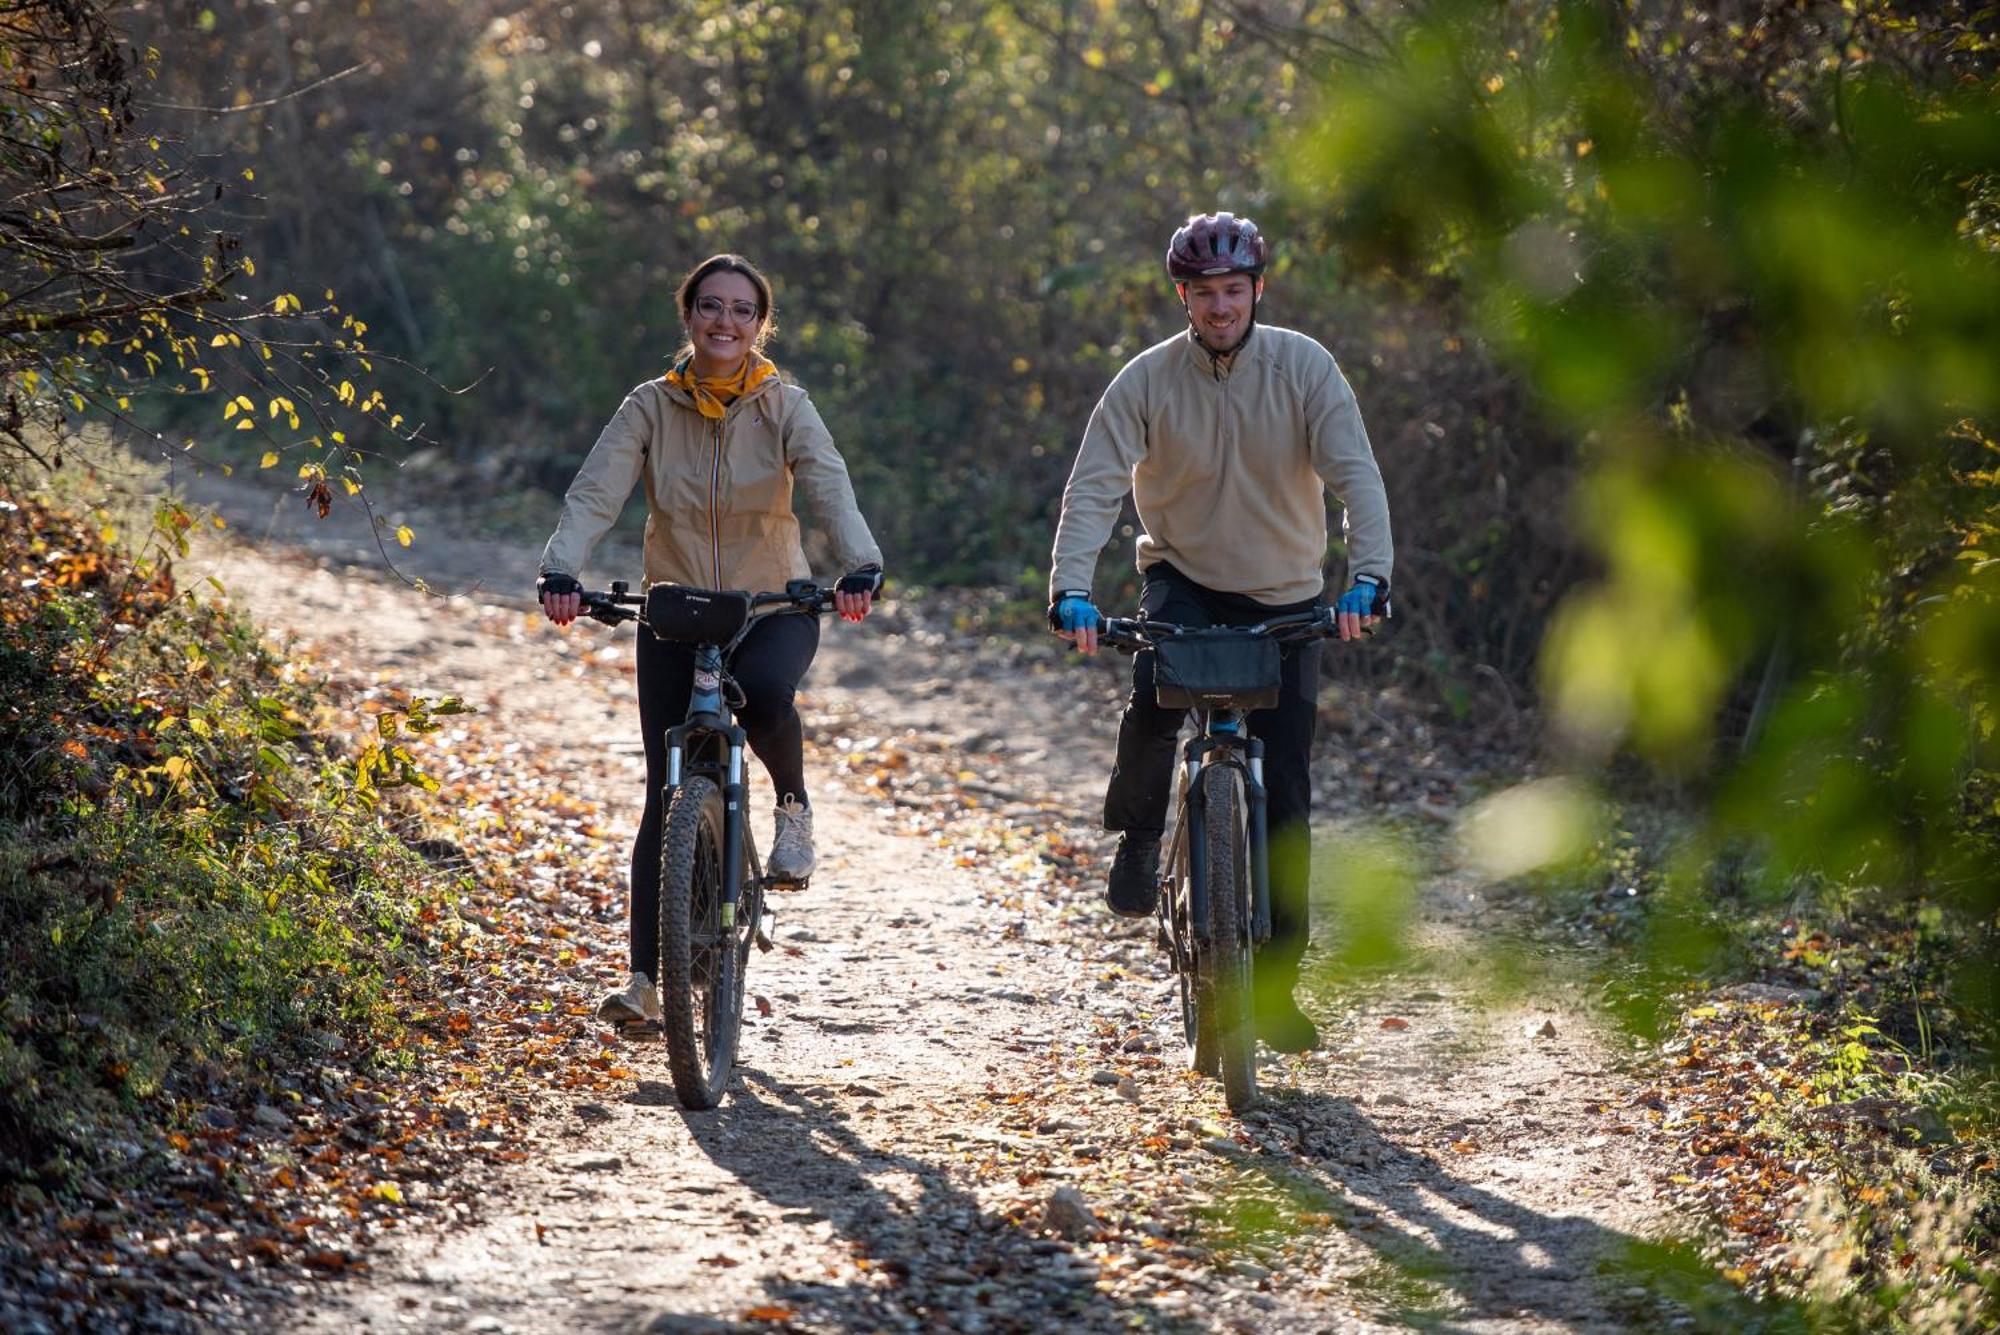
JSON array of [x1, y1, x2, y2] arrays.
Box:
[[1049, 326, 1392, 605], [539, 374, 881, 592]]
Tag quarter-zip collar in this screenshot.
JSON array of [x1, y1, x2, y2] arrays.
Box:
[[1182, 323, 1262, 382]]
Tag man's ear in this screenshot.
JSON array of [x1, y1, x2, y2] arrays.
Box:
[[1175, 281, 1187, 303], [1254, 276, 1265, 300]]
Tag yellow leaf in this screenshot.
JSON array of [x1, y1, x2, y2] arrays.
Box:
[[369, 1182, 403, 1204], [395, 525, 414, 548], [235, 418, 256, 431], [338, 380, 356, 404], [343, 478, 361, 495], [260, 452, 280, 468], [210, 333, 230, 347], [243, 257, 256, 276]]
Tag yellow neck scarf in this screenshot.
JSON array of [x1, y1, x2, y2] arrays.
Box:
[[666, 353, 776, 421]]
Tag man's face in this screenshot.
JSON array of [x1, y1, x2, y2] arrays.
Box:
[[1182, 273, 1261, 353]]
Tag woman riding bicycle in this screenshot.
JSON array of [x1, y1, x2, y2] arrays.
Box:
[[536, 252, 883, 1026]]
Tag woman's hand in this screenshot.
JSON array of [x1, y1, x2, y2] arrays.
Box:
[[834, 566, 883, 623], [539, 572, 582, 627]]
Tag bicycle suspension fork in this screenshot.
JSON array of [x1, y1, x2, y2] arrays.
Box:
[[667, 645, 749, 930], [1182, 717, 1274, 948]]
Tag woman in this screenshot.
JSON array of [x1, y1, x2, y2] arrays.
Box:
[[537, 253, 883, 1026]]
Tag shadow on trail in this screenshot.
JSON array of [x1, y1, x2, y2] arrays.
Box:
[[1219, 1088, 1815, 1333], [645, 1068, 1202, 1333]]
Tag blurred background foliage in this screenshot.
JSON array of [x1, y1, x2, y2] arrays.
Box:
[[1285, 0, 1999, 1037], [0, 0, 1978, 1002], [8, 0, 1980, 1019]]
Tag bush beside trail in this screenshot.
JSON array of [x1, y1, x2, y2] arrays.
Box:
[[0, 481, 474, 1327]]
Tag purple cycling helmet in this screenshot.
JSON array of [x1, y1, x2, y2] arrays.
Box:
[[1166, 212, 1270, 282]]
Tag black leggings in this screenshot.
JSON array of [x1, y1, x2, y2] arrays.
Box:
[[628, 613, 819, 974], [1102, 563, 1322, 990]]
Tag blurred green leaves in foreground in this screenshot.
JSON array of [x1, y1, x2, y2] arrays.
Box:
[[1293, 0, 1999, 1027]]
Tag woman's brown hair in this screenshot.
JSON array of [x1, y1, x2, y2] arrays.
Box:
[[672, 253, 777, 364]]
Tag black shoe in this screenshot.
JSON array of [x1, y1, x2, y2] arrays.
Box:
[[1105, 832, 1162, 918], [1256, 993, 1320, 1053]]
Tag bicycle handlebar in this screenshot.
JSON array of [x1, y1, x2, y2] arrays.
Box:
[[1098, 606, 1350, 652], [573, 579, 839, 630]]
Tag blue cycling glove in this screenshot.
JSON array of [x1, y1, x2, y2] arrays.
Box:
[[1048, 591, 1101, 636], [1335, 575, 1388, 619]]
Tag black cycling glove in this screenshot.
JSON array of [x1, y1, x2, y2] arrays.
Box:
[[537, 571, 581, 599], [836, 565, 884, 597]]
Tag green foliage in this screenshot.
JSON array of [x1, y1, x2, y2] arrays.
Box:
[[1295, 0, 2000, 1022], [0, 486, 458, 1188]]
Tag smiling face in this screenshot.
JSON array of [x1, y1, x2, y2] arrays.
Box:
[[686, 270, 766, 377], [1182, 272, 1262, 354]]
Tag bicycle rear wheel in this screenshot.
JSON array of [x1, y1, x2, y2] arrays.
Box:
[[657, 776, 747, 1109], [1198, 764, 1258, 1113]]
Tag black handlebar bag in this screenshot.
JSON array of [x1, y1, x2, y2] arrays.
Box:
[[1151, 630, 1283, 711], [644, 585, 751, 645]]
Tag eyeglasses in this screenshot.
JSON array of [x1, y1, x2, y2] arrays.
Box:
[[693, 294, 761, 325]]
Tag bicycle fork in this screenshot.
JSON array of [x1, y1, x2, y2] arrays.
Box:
[[665, 646, 750, 932], [1181, 720, 1274, 949]]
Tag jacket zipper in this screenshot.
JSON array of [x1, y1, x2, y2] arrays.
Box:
[[707, 416, 723, 587]]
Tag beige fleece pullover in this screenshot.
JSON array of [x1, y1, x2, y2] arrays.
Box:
[[539, 374, 881, 593], [1049, 326, 1392, 605]]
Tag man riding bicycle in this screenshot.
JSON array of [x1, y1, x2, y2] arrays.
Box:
[[1048, 211, 1393, 1053]]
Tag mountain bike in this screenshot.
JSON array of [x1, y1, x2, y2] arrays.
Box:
[[576, 577, 836, 1109], [1100, 607, 1345, 1114]]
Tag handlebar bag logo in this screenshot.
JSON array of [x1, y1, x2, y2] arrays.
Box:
[[645, 585, 753, 645]]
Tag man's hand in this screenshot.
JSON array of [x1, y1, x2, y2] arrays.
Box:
[[1333, 576, 1387, 641], [539, 571, 582, 627], [1050, 591, 1102, 655], [835, 565, 883, 622]]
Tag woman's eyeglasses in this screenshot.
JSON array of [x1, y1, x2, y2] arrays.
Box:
[[693, 295, 761, 325]]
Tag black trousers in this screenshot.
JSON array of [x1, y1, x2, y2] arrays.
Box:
[[628, 613, 819, 974], [1103, 562, 1322, 989]]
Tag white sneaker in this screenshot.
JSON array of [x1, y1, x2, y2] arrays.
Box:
[[597, 972, 661, 1025], [768, 797, 816, 883]]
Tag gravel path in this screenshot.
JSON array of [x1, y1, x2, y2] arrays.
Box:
[[175, 472, 1677, 1333]]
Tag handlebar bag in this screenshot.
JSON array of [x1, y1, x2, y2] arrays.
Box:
[[644, 584, 751, 645], [1152, 630, 1283, 711]]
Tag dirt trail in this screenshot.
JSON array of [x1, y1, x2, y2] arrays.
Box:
[[177, 475, 1676, 1333]]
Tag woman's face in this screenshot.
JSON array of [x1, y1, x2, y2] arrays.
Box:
[[687, 270, 765, 375]]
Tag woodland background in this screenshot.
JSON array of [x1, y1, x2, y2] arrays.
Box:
[[3, 0, 1998, 1328]]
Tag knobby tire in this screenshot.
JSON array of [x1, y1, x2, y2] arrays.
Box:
[[657, 776, 744, 1109], [1200, 764, 1258, 1113]]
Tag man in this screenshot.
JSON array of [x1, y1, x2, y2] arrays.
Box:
[[1047, 211, 1392, 1053]]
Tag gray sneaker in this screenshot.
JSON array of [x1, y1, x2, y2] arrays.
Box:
[[768, 797, 815, 883], [597, 972, 661, 1025]]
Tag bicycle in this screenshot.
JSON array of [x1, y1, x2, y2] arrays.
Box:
[[1099, 606, 1348, 1114], [574, 577, 838, 1109]]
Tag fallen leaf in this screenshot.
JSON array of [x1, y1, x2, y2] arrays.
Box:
[[754, 995, 773, 1018], [1380, 1016, 1411, 1031]]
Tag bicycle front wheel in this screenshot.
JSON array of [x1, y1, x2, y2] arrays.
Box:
[[657, 776, 746, 1109], [1198, 764, 1258, 1114]]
